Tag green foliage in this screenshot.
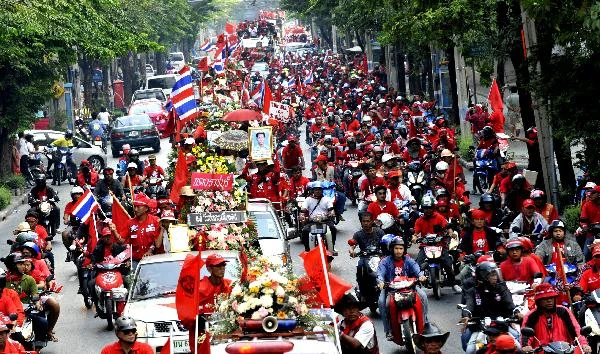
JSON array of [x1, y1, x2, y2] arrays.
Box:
[[1, 175, 26, 190], [0, 186, 12, 210], [563, 204, 581, 233], [457, 134, 474, 161]]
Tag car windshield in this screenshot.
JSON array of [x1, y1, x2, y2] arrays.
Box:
[[169, 53, 184, 62], [134, 91, 165, 102], [115, 115, 152, 127], [247, 211, 280, 239], [130, 102, 163, 114], [130, 258, 237, 300], [147, 77, 176, 90]]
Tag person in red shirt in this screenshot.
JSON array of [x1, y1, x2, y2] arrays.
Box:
[[579, 244, 600, 294], [581, 186, 600, 226], [198, 254, 233, 313], [458, 209, 502, 256], [359, 164, 385, 206], [242, 160, 281, 206], [366, 186, 399, 220], [500, 239, 542, 284], [0, 315, 26, 353], [402, 138, 427, 163], [381, 132, 401, 155], [142, 154, 165, 179], [287, 166, 310, 200], [340, 111, 361, 132], [101, 316, 154, 354], [519, 237, 547, 277], [76, 159, 99, 187], [521, 283, 590, 353], [281, 136, 304, 171], [122, 162, 143, 189], [530, 189, 558, 223], [112, 194, 160, 268]]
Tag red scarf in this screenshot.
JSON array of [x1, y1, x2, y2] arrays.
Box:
[[342, 314, 370, 336]]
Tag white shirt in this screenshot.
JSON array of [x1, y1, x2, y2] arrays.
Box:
[[98, 112, 110, 125], [344, 319, 376, 349], [302, 196, 334, 220], [386, 184, 415, 202], [19, 140, 33, 158]]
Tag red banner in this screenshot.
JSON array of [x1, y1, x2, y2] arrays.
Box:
[[191, 172, 234, 191]]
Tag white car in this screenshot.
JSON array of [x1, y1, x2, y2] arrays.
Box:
[[125, 250, 240, 353], [247, 199, 293, 266], [145, 64, 156, 78], [168, 52, 186, 71]]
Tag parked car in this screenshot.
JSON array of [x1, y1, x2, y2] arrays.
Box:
[[145, 64, 156, 78], [131, 89, 166, 105], [247, 199, 292, 266], [110, 114, 161, 157], [146, 74, 177, 98], [25, 130, 106, 172], [128, 99, 168, 132], [125, 250, 239, 353]]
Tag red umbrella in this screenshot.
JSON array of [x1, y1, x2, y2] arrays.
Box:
[[222, 109, 262, 122]]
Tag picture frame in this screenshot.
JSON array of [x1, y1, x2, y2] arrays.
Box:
[[248, 126, 273, 161]]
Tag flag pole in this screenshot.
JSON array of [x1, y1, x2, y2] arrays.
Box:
[[317, 235, 342, 353], [127, 173, 135, 201], [194, 314, 199, 354]]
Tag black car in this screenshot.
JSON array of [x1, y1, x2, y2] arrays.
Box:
[[110, 114, 160, 157]]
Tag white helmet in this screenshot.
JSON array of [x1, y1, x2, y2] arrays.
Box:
[[127, 162, 138, 169], [382, 154, 395, 163], [363, 116, 373, 125], [377, 213, 395, 229], [71, 186, 84, 195], [435, 161, 449, 172]]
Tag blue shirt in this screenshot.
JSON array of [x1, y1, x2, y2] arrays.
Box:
[[89, 119, 105, 138], [376, 255, 423, 284]]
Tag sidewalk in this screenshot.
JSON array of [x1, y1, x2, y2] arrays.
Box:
[[0, 192, 29, 221]]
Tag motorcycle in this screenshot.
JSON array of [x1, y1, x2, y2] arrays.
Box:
[[303, 213, 334, 252], [386, 277, 426, 353], [473, 148, 499, 194], [405, 161, 427, 206], [344, 161, 363, 206], [92, 135, 107, 154], [351, 244, 382, 314], [284, 196, 304, 240], [29, 195, 57, 239], [416, 233, 450, 300], [87, 247, 130, 330], [545, 262, 579, 289], [50, 146, 74, 186], [506, 281, 535, 316], [459, 304, 521, 354], [521, 326, 592, 354], [144, 177, 165, 200]]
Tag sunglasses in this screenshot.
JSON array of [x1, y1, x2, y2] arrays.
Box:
[[120, 329, 137, 335]]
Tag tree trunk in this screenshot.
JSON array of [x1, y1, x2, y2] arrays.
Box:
[[407, 54, 420, 94], [121, 53, 134, 105], [355, 31, 365, 52], [553, 136, 576, 193], [155, 52, 165, 76], [396, 46, 406, 95], [0, 128, 12, 178], [79, 56, 93, 109], [496, 60, 505, 88], [425, 51, 434, 99], [447, 46, 460, 128], [102, 65, 110, 111]]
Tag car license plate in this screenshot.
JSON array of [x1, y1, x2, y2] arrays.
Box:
[[129, 131, 139, 137], [425, 246, 442, 253], [93, 140, 103, 146], [173, 339, 189, 353]]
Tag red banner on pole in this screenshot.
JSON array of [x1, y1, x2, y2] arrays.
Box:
[[190, 172, 234, 191]]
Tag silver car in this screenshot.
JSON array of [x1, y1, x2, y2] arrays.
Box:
[[247, 198, 293, 267], [25, 130, 106, 172]]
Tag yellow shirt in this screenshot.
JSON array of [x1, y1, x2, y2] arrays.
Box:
[[51, 137, 73, 148]]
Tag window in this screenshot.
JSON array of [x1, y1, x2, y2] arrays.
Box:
[[147, 76, 176, 90], [129, 102, 162, 115], [247, 211, 281, 239], [116, 115, 152, 127]]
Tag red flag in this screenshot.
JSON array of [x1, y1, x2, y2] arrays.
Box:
[[239, 248, 248, 283], [169, 150, 188, 205], [87, 214, 98, 253], [160, 338, 172, 354], [408, 115, 417, 138], [111, 195, 131, 239], [554, 244, 570, 302], [301, 246, 352, 307], [197, 57, 209, 72], [161, 107, 176, 138], [262, 82, 273, 114], [225, 23, 236, 35], [487, 78, 505, 133], [176, 253, 204, 324], [361, 54, 368, 73]]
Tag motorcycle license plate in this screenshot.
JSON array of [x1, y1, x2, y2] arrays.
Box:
[[173, 339, 189, 353], [425, 246, 442, 253], [93, 140, 103, 146]]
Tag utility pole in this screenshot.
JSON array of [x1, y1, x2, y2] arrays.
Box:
[[521, 7, 560, 208]]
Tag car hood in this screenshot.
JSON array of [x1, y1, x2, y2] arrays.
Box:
[[125, 296, 178, 323]]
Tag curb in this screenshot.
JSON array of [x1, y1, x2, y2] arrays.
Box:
[[0, 193, 28, 222]]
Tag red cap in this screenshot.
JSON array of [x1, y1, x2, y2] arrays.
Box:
[[592, 186, 600, 193], [80, 159, 90, 166], [522, 199, 536, 208], [477, 255, 494, 264], [471, 209, 486, 220], [160, 210, 177, 221], [494, 334, 516, 350], [436, 200, 448, 207], [534, 283, 559, 301], [206, 254, 229, 266], [518, 237, 535, 251], [315, 154, 328, 163], [133, 194, 151, 207], [388, 170, 402, 178]]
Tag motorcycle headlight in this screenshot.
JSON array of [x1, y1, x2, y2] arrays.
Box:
[[111, 288, 128, 300]]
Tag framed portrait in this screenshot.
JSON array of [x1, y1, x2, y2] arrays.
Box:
[[248, 126, 273, 161]]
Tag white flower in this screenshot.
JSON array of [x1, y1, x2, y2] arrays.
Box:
[[288, 296, 298, 305], [237, 302, 248, 314], [259, 295, 273, 309], [275, 286, 285, 297], [231, 285, 243, 297]]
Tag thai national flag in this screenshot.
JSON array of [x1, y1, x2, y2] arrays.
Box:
[[303, 70, 313, 85], [71, 189, 99, 223], [212, 46, 226, 74], [285, 77, 296, 89], [170, 66, 197, 121], [200, 40, 214, 52], [251, 81, 263, 106]]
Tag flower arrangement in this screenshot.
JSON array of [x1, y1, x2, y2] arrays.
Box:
[[196, 221, 257, 251], [213, 256, 317, 335], [190, 145, 236, 174]]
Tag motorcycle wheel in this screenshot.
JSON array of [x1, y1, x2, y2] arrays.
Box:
[[402, 319, 417, 354], [84, 295, 93, 309], [431, 267, 441, 300], [55, 168, 61, 186], [105, 298, 114, 330]]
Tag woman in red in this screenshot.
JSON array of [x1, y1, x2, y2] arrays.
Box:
[[579, 244, 600, 293]]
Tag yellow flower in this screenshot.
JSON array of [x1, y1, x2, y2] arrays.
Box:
[[276, 311, 287, 319], [249, 285, 260, 294]]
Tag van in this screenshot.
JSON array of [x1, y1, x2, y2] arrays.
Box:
[[167, 52, 185, 71], [145, 74, 177, 98]]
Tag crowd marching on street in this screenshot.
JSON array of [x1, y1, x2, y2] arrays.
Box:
[[5, 9, 600, 354]]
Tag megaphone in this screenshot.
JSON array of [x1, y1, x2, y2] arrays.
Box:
[[262, 316, 278, 333]]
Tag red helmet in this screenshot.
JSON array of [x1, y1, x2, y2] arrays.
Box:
[[526, 127, 538, 139]]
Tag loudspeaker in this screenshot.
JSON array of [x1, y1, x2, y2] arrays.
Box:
[[262, 315, 278, 333]]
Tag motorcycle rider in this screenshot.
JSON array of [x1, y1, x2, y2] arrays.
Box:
[[535, 219, 584, 266], [76, 160, 99, 187], [412, 323, 449, 354], [62, 186, 83, 260], [300, 182, 337, 254], [359, 164, 385, 214], [94, 167, 125, 205], [499, 239, 543, 284], [376, 236, 429, 340], [413, 195, 461, 293], [458, 209, 503, 256], [502, 174, 532, 211], [122, 162, 143, 189], [116, 144, 131, 178], [100, 316, 153, 354], [335, 293, 380, 354], [366, 186, 399, 220], [579, 186, 600, 257], [281, 135, 305, 173], [142, 154, 165, 179], [461, 261, 518, 353], [578, 244, 600, 293], [28, 173, 60, 235], [530, 189, 558, 223], [0, 315, 26, 353], [127, 149, 145, 175], [287, 166, 310, 200], [50, 129, 76, 183], [386, 170, 414, 202], [521, 283, 591, 353], [349, 212, 385, 256], [509, 199, 549, 242], [402, 137, 427, 163], [23, 210, 53, 271], [477, 193, 504, 227], [88, 111, 106, 148]]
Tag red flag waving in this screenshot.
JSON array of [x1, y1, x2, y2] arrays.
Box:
[[225, 22, 236, 35], [361, 54, 368, 73], [487, 78, 505, 133], [197, 57, 209, 72], [111, 195, 131, 238], [169, 150, 188, 205], [161, 107, 176, 139], [408, 115, 418, 138], [262, 81, 272, 114], [301, 246, 352, 307], [87, 214, 98, 253], [176, 253, 204, 325]]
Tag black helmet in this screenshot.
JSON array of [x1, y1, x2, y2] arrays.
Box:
[[388, 236, 405, 252], [34, 174, 46, 186], [65, 130, 73, 139], [475, 261, 502, 286], [114, 316, 137, 332], [548, 219, 566, 233], [0, 268, 6, 289], [482, 126, 494, 139]]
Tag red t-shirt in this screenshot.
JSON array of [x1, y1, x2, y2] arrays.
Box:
[[64, 201, 76, 217], [289, 176, 310, 199], [198, 276, 233, 313], [143, 165, 165, 178], [366, 201, 399, 220], [414, 212, 448, 236], [343, 149, 364, 162], [580, 268, 600, 293], [281, 145, 303, 169], [360, 177, 386, 200], [472, 229, 490, 252], [101, 341, 154, 354], [124, 215, 160, 261], [500, 257, 540, 283], [310, 123, 325, 135], [393, 259, 405, 277], [581, 201, 600, 224], [34, 224, 48, 250]]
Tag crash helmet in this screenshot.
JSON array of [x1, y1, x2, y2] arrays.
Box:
[[306, 181, 323, 190], [548, 219, 566, 233], [34, 174, 46, 187], [504, 239, 523, 250], [512, 174, 526, 184], [482, 126, 495, 139], [114, 316, 137, 333], [64, 130, 73, 139], [475, 261, 502, 286], [435, 161, 449, 174], [20, 241, 40, 258], [129, 149, 140, 159], [15, 231, 37, 245], [71, 186, 84, 197], [435, 188, 449, 200], [530, 189, 545, 199], [0, 269, 5, 289], [388, 236, 406, 253], [379, 234, 396, 254], [421, 195, 436, 209], [127, 162, 138, 170], [479, 193, 494, 206]]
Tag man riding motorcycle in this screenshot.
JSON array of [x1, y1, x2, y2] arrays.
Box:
[[376, 236, 429, 340], [76, 160, 99, 187], [142, 154, 165, 179], [94, 167, 125, 209], [299, 182, 337, 254], [28, 173, 60, 236], [535, 219, 584, 266], [499, 239, 543, 284], [508, 199, 549, 242], [50, 129, 77, 183]]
